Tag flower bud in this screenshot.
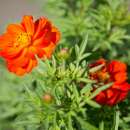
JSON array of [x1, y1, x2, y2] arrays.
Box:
[[42, 93, 54, 104], [57, 48, 69, 60]]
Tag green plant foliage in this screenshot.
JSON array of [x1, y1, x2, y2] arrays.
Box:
[[45, 0, 130, 64], [12, 37, 118, 130]]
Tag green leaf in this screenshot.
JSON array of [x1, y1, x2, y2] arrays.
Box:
[[88, 82, 113, 99], [89, 64, 104, 73], [68, 114, 74, 130], [75, 44, 80, 57], [79, 35, 88, 56], [85, 99, 101, 108], [76, 116, 98, 130], [77, 78, 97, 83], [81, 84, 92, 95]]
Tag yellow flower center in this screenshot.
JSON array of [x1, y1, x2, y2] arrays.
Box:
[[97, 71, 110, 82], [15, 33, 31, 47]]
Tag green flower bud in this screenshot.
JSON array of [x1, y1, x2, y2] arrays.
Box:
[[57, 48, 69, 60]]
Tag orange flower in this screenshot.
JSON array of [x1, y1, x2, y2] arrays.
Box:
[[89, 59, 130, 106], [0, 16, 60, 75]]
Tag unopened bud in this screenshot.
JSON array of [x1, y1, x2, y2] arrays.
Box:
[[57, 48, 69, 60], [42, 93, 54, 104]]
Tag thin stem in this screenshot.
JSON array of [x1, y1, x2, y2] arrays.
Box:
[[68, 113, 73, 130], [113, 105, 120, 130], [99, 120, 104, 130]]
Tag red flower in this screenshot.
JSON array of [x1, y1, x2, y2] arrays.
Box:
[[0, 16, 60, 76], [89, 59, 130, 106]]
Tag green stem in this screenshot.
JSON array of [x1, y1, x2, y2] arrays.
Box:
[[113, 105, 120, 130], [68, 113, 73, 130], [99, 120, 104, 130]]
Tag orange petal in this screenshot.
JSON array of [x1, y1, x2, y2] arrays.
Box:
[[0, 33, 14, 48], [26, 59, 33, 72], [15, 67, 26, 76], [7, 24, 25, 34], [1, 47, 23, 59], [114, 72, 127, 84], [42, 42, 56, 58], [8, 48, 28, 66], [33, 36, 45, 46], [32, 59, 37, 67], [22, 15, 34, 35], [109, 61, 127, 73]]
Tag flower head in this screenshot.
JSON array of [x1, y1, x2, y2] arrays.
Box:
[[89, 59, 130, 106], [0, 16, 60, 75]]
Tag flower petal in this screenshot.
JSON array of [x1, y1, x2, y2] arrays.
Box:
[[22, 15, 34, 35]]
